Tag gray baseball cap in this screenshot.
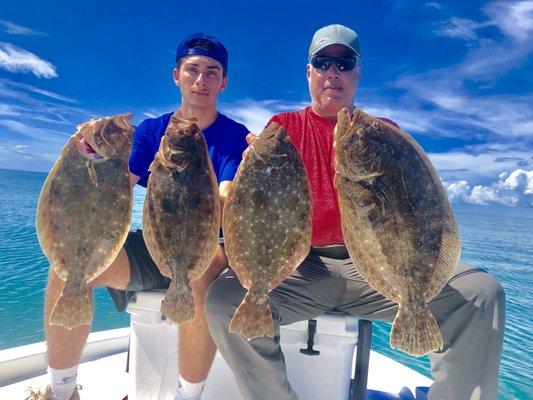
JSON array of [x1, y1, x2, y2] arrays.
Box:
[[309, 24, 361, 59]]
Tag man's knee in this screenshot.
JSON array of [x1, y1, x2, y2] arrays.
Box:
[[466, 269, 506, 309], [87, 248, 130, 288], [480, 273, 505, 305], [205, 278, 227, 321], [205, 274, 244, 328]]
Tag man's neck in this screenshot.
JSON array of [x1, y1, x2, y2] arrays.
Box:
[[180, 103, 218, 130], [311, 104, 356, 120]]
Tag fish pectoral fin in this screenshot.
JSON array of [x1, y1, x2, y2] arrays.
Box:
[[266, 154, 288, 167], [148, 157, 159, 172], [86, 160, 98, 187], [355, 203, 376, 217], [356, 170, 383, 183]]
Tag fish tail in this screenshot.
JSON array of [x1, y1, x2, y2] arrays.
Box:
[[49, 288, 92, 329], [390, 304, 443, 356], [229, 292, 274, 340], [160, 286, 195, 325]]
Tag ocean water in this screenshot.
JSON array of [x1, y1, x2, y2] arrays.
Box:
[[0, 168, 531, 399]]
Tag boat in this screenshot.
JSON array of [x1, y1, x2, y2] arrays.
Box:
[[0, 290, 432, 399]]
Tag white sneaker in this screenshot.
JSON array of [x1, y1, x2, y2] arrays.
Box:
[[25, 384, 81, 400]]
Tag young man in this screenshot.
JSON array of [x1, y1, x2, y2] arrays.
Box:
[[36, 33, 248, 400], [205, 25, 505, 400]]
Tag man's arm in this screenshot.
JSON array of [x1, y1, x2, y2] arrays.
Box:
[[219, 180, 232, 210], [130, 173, 140, 187], [215, 180, 232, 263], [195, 181, 232, 285]]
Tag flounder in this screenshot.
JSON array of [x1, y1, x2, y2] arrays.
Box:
[[36, 114, 134, 329], [142, 113, 220, 325], [334, 108, 461, 356], [223, 122, 312, 340]]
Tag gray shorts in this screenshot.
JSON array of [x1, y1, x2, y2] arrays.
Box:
[[107, 229, 225, 311], [107, 230, 170, 311]]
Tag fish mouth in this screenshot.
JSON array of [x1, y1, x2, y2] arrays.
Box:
[[169, 145, 194, 155], [75, 138, 105, 161]]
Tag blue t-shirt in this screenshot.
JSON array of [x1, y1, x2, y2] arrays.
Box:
[[129, 112, 249, 187]]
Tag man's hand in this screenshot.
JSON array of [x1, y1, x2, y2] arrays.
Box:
[[243, 132, 258, 158]]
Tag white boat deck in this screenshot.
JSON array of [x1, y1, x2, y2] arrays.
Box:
[[0, 292, 433, 400], [0, 346, 433, 400], [1, 352, 129, 399], [0, 328, 130, 399]]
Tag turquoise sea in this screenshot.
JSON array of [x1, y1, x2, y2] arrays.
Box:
[[0, 168, 531, 399]]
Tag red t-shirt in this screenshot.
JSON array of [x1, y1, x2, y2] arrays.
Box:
[[269, 107, 398, 246]]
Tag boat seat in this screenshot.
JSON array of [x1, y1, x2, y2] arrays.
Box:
[[125, 289, 370, 400], [287, 307, 373, 399]]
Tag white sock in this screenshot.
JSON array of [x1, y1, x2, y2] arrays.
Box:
[[48, 365, 78, 400], [175, 375, 205, 400]]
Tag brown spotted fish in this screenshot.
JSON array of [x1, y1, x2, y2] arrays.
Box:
[[334, 108, 461, 356], [223, 122, 312, 340], [142, 114, 220, 325], [36, 114, 134, 329]]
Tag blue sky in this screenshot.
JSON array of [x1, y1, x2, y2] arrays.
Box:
[[0, 0, 531, 207]]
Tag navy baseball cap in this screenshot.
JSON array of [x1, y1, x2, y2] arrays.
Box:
[[175, 33, 228, 75]]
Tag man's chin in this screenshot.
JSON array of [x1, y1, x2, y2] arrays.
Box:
[[317, 99, 350, 117]]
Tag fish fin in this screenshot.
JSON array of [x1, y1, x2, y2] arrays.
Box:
[[229, 292, 274, 340], [86, 160, 98, 187], [424, 224, 461, 302], [49, 288, 92, 329], [160, 284, 195, 325], [266, 153, 288, 167], [148, 156, 160, 173], [390, 304, 443, 356]]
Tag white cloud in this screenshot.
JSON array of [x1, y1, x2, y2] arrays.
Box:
[[0, 119, 70, 141], [390, 2, 533, 144], [434, 1, 533, 43], [221, 99, 307, 133], [486, 0, 533, 42], [137, 106, 178, 125], [0, 42, 57, 78], [0, 79, 75, 103], [435, 17, 487, 40], [0, 20, 46, 36], [0, 103, 21, 116], [443, 168, 533, 207], [495, 168, 533, 193], [392, 73, 533, 140], [24, 86, 76, 103], [430, 148, 532, 182], [0, 79, 90, 129], [142, 112, 157, 119], [425, 2, 442, 10], [0, 78, 102, 172], [429, 1, 533, 77]]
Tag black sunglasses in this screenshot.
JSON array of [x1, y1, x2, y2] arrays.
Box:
[[310, 56, 358, 71]]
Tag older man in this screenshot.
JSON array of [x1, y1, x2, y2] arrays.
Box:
[[205, 24, 505, 400], [35, 33, 248, 400]]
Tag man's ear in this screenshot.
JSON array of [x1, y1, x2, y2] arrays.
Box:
[[220, 76, 228, 93], [306, 63, 311, 80], [173, 68, 180, 87]]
